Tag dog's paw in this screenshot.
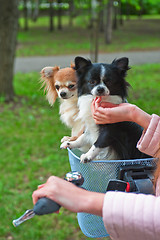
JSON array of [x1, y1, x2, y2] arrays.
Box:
[[80, 154, 92, 163], [61, 136, 70, 143], [60, 141, 72, 149], [61, 136, 78, 143]]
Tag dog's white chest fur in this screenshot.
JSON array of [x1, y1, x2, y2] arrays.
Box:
[[60, 93, 124, 161], [77, 95, 98, 144], [77, 94, 123, 160], [59, 96, 81, 136], [77, 94, 122, 144]]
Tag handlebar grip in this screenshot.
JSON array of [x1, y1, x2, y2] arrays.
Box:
[[33, 171, 84, 215], [33, 197, 61, 215]]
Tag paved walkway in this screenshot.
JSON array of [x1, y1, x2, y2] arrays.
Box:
[[14, 50, 160, 73]]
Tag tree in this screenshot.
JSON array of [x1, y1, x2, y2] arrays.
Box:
[[90, 0, 100, 62], [49, 0, 55, 31], [118, 0, 123, 25], [113, 1, 119, 30], [0, 0, 19, 102], [32, 0, 40, 22], [105, 0, 113, 44], [99, 0, 105, 32], [23, 0, 29, 30], [68, 0, 75, 27], [57, 0, 62, 30]]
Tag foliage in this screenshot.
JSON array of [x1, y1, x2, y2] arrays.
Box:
[[121, 0, 160, 14], [17, 16, 160, 57], [18, 0, 160, 15], [0, 63, 160, 239], [19, 1, 69, 11]]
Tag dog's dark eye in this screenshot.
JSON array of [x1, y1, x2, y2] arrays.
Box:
[[55, 85, 60, 90], [90, 79, 96, 85], [68, 84, 75, 89]]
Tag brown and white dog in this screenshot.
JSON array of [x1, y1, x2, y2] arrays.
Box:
[[40, 64, 84, 142]]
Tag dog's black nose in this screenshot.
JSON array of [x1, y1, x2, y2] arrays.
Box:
[[60, 92, 67, 98], [97, 86, 105, 94]]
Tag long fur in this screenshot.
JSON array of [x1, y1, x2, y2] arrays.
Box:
[[61, 56, 151, 163], [40, 64, 84, 140]]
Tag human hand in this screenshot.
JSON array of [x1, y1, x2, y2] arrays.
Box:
[[91, 97, 135, 124], [32, 176, 83, 213], [32, 176, 104, 216]]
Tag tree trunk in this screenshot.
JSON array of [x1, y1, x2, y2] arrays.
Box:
[[24, 0, 29, 30], [99, 0, 104, 32], [90, 16, 100, 63], [126, 1, 130, 21], [32, 0, 39, 22], [90, 0, 100, 62], [138, 0, 143, 19], [118, 0, 123, 25], [49, 0, 54, 31], [105, 0, 113, 44], [68, 0, 74, 27], [0, 0, 19, 102], [113, 3, 118, 30], [57, 0, 62, 30], [87, 1, 93, 29]]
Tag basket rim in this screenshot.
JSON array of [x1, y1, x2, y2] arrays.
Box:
[[67, 148, 155, 164]]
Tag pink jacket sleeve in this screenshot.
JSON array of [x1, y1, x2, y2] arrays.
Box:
[[103, 191, 160, 240], [137, 114, 160, 158], [102, 114, 160, 240]]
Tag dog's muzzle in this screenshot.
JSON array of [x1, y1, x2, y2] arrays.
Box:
[[60, 91, 67, 99], [92, 85, 110, 97], [97, 86, 105, 95]]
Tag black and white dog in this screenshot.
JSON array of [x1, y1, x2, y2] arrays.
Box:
[[61, 56, 151, 163]]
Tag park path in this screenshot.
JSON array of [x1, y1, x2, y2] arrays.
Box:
[[14, 50, 160, 73]]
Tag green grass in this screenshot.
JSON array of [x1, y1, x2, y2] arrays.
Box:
[[0, 63, 160, 240], [127, 64, 160, 115], [16, 16, 160, 57]]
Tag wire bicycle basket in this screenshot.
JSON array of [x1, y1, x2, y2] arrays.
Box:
[[67, 148, 156, 238]]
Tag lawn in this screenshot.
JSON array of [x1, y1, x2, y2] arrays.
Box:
[[17, 16, 160, 57], [0, 63, 160, 240]]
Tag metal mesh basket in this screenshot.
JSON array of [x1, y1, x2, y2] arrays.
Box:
[[67, 148, 156, 238]]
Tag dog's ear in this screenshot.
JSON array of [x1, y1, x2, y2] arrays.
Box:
[[112, 58, 131, 96], [40, 66, 60, 79], [74, 56, 92, 71], [40, 66, 60, 106], [112, 57, 130, 73]]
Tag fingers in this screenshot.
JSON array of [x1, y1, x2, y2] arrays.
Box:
[[32, 176, 61, 205], [92, 107, 107, 124], [32, 179, 52, 205], [94, 97, 102, 108], [32, 182, 46, 204], [91, 98, 126, 125], [91, 97, 102, 117], [32, 188, 46, 205], [95, 96, 102, 103], [100, 102, 119, 108], [38, 184, 45, 189], [93, 113, 108, 124], [92, 97, 101, 108], [92, 98, 119, 115]]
